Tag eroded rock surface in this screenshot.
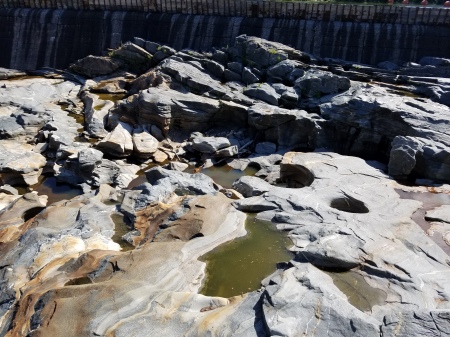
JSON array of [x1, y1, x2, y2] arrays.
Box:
[[1, 34, 450, 337]]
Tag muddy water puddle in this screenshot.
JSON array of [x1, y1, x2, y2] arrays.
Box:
[[199, 214, 292, 298], [199, 165, 258, 189], [32, 176, 82, 205], [15, 176, 82, 205], [93, 93, 126, 102], [127, 164, 258, 190], [396, 189, 450, 255], [110, 212, 135, 252]]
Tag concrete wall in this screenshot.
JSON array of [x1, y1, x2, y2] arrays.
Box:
[[0, 7, 449, 70]]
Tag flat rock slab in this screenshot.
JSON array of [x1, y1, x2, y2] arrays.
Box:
[[0, 141, 46, 185], [426, 205, 450, 224]]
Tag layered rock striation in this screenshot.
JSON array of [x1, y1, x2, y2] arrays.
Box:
[[1, 35, 450, 336]]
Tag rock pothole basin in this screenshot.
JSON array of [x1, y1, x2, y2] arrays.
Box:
[[199, 213, 293, 298]]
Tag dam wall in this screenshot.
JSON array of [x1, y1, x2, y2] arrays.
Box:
[[0, 2, 449, 70]]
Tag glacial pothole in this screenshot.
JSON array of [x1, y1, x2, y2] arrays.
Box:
[[199, 214, 292, 298], [330, 195, 369, 214], [279, 164, 314, 188]]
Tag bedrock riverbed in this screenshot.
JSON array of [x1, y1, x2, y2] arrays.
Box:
[[1, 35, 450, 336]]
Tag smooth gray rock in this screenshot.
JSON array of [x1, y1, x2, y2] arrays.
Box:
[[232, 176, 273, 197], [191, 136, 231, 154], [248, 103, 325, 148], [228, 35, 310, 69], [80, 92, 110, 138], [132, 126, 159, 158], [153, 45, 176, 64], [224, 69, 241, 82], [214, 145, 238, 157], [267, 60, 304, 83], [0, 142, 46, 185], [242, 67, 260, 84], [78, 148, 104, 172], [120, 167, 219, 221], [426, 205, 450, 224], [110, 42, 153, 73], [377, 61, 400, 71], [295, 69, 350, 98], [163, 161, 189, 172], [263, 264, 381, 337], [144, 41, 160, 54], [97, 122, 134, 157], [0, 67, 26, 80], [227, 62, 243, 74], [69, 55, 122, 78], [388, 136, 423, 177], [160, 58, 226, 96], [0, 116, 23, 139], [234, 151, 450, 315], [0, 185, 18, 195], [202, 59, 225, 79], [243, 83, 280, 106]]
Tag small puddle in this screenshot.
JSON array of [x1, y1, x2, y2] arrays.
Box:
[[31, 176, 82, 205], [93, 93, 126, 102], [199, 165, 258, 189], [64, 276, 92, 286], [68, 112, 84, 125], [396, 189, 450, 255], [199, 214, 292, 298], [110, 212, 135, 252], [323, 269, 387, 312], [127, 164, 257, 190]]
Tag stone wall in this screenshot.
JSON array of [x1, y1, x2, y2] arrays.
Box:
[[0, 7, 449, 70]]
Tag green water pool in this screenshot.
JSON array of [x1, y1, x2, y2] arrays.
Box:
[[199, 214, 292, 298]]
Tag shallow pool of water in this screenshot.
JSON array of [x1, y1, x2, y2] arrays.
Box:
[[324, 269, 387, 312], [29, 176, 82, 205], [93, 93, 126, 102], [110, 212, 135, 252], [396, 189, 450, 255], [199, 214, 292, 298], [127, 164, 258, 190], [199, 165, 258, 189]]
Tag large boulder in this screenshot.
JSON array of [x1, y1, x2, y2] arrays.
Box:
[[248, 103, 325, 148], [160, 58, 227, 96], [295, 69, 350, 98], [228, 35, 310, 69], [109, 42, 153, 74], [0, 142, 46, 185], [243, 83, 280, 106], [267, 60, 304, 83], [97, 122, 134, 157], [190, 136, 231, 154], [111, 87, 221, 135], [319, 84, 450, 167], [132, 126, 159, 158], [69, 55, 122, 78]]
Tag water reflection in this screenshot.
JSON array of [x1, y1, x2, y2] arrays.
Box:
[[200, 214, 292, 298]]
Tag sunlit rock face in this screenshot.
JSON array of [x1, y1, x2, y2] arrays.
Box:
[[2, 35, 450, 337]]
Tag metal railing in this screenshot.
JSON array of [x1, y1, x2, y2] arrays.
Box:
[[1, 0, 449, 25]]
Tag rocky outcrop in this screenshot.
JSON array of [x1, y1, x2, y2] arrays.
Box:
[[2, 35, 450, 337], [0, 142, 46, 185], [234, 151, 450, 336]]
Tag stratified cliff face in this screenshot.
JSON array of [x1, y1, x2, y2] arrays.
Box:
[[0, 8, 449, 70]]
